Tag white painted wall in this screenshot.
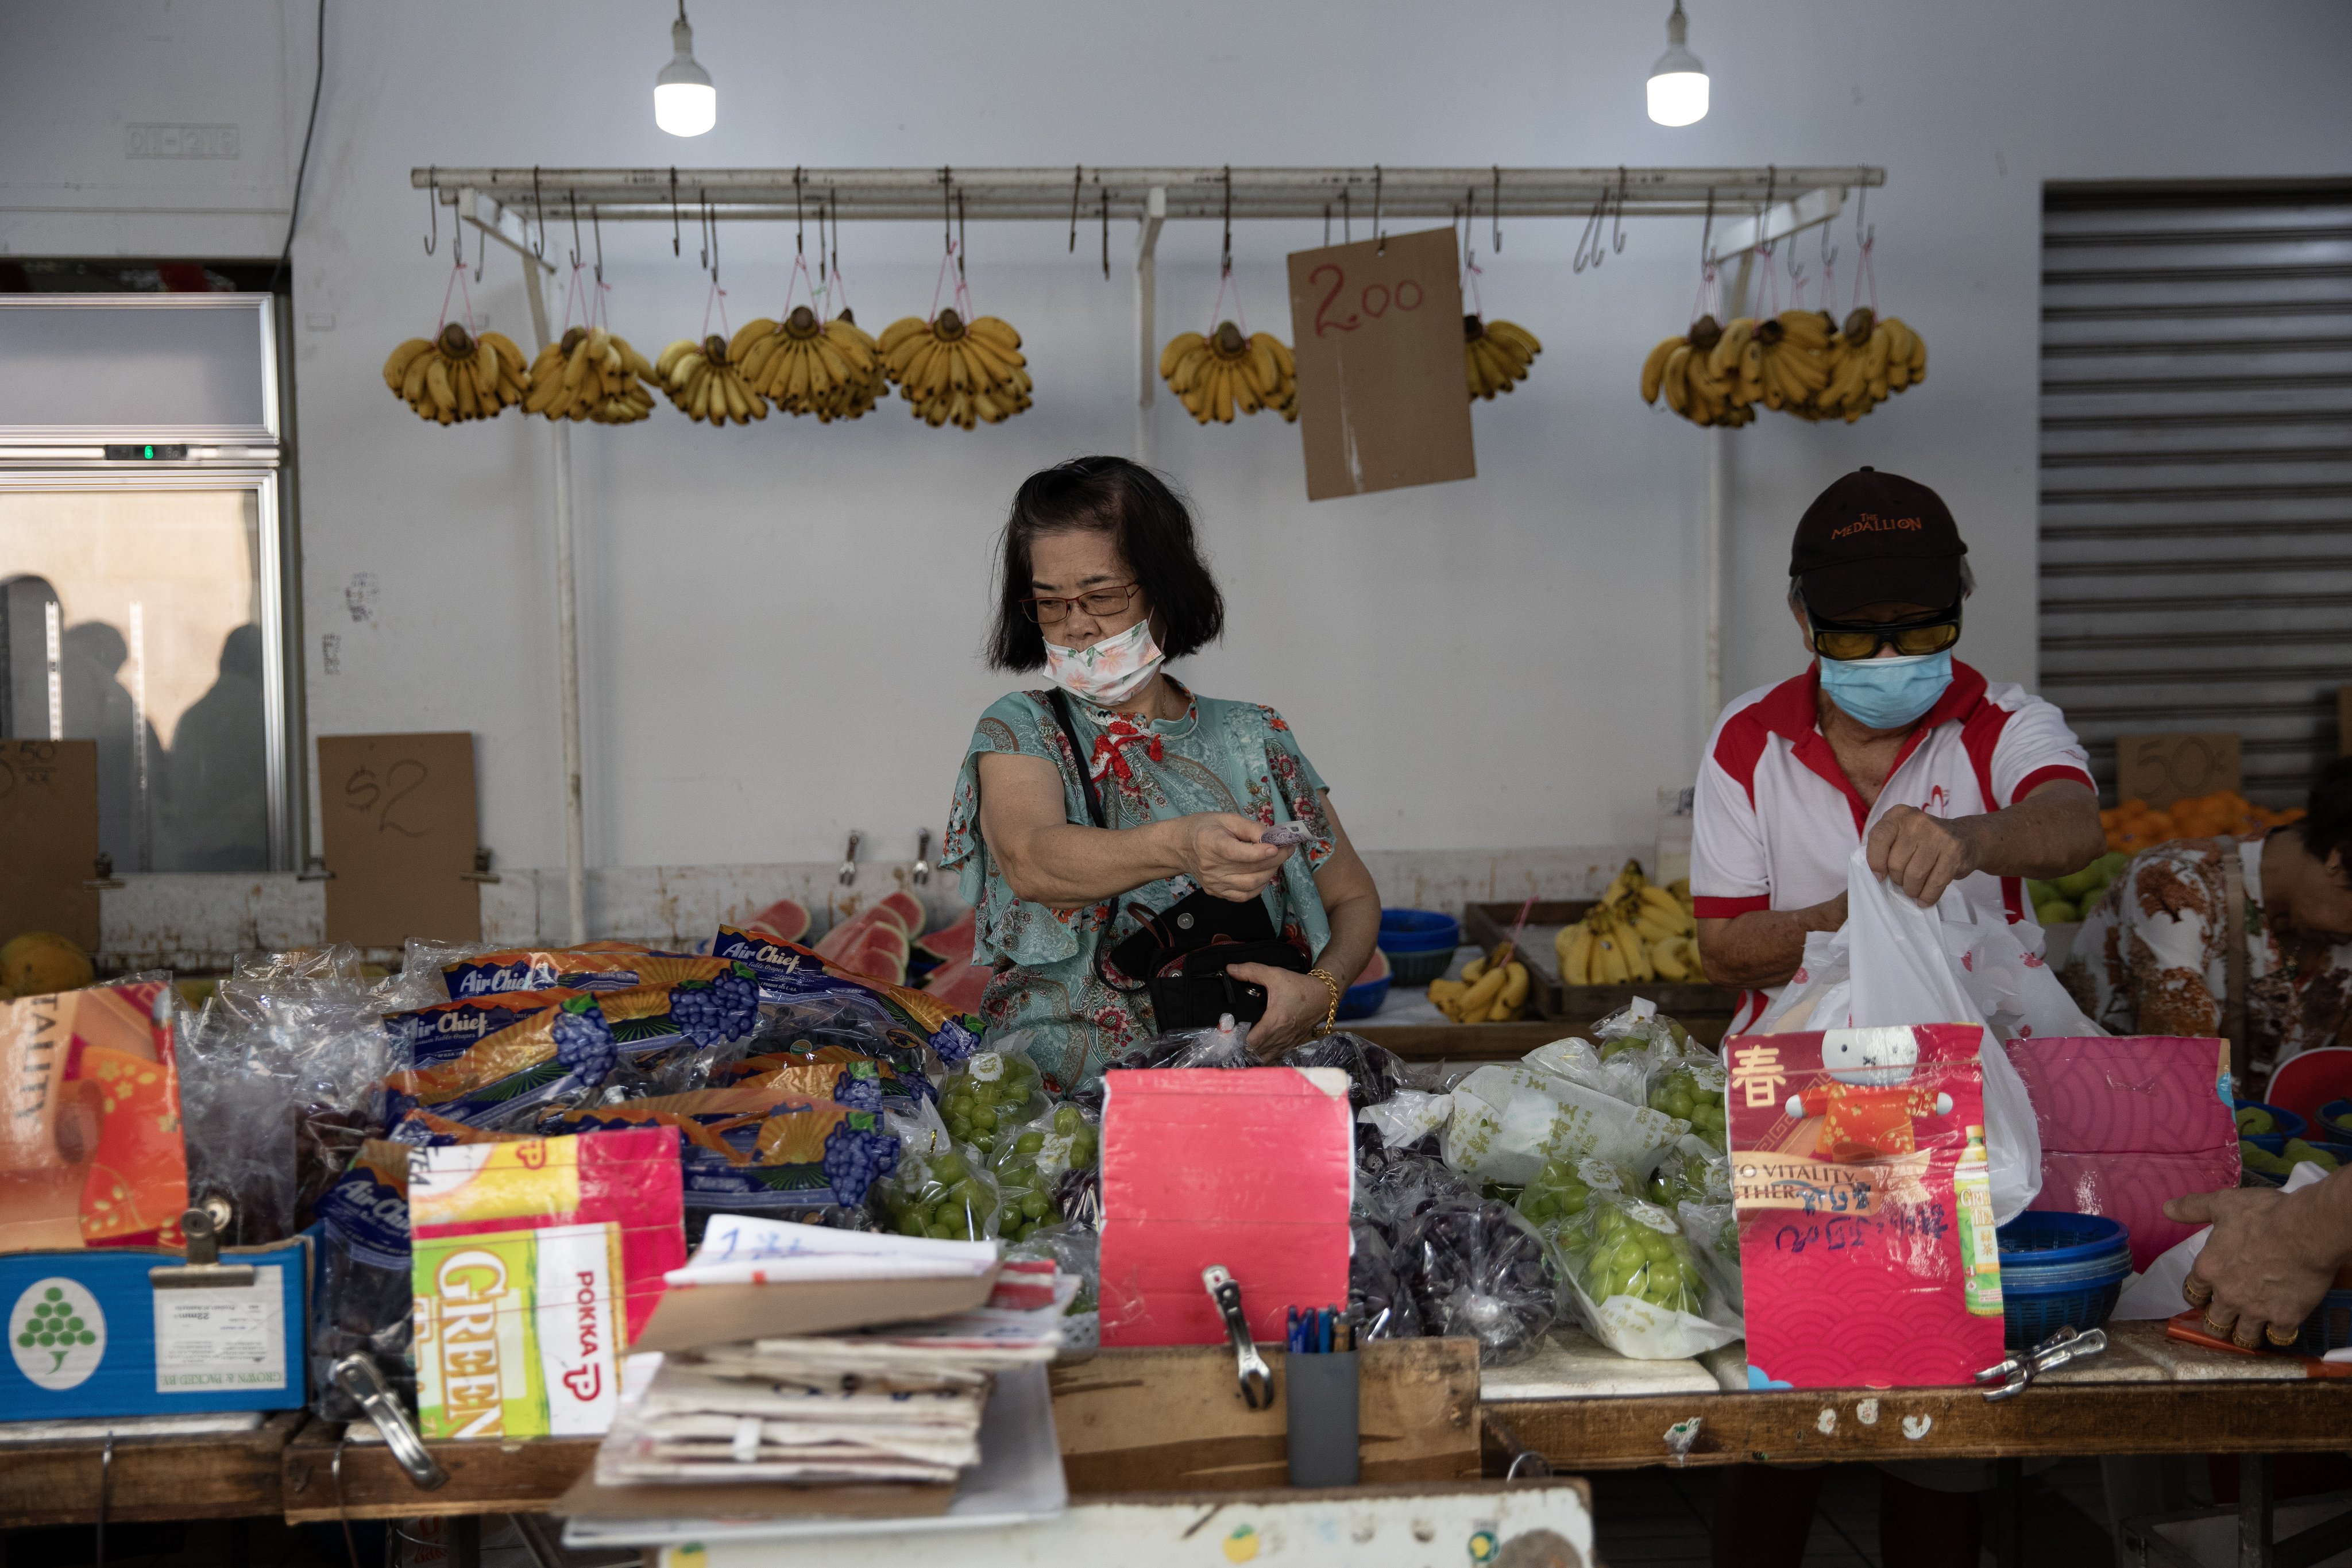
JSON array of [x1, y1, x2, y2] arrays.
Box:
[[9, 1, 2352, 928]]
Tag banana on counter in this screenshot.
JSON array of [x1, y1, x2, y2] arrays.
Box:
[[1557, 860, 1700, 986], [1428, 943, 1532, 1024]]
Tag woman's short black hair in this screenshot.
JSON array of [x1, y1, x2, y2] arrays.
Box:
[[986, 457, 1225, 671], [2302, 758, 2352, 872]]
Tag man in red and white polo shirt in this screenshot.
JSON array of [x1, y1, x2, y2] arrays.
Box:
[[1693, 465, 2104, 1034], [1694, 473, 2106, 1565]]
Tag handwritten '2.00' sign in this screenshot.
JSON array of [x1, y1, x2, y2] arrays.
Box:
[[1285, 227, 1474, 503]]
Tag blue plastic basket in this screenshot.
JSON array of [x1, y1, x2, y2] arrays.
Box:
[[1337, 972, 1391, 1021], [1996, 1212, 2132, 1350], [2234, 1098, 2307, 1142], [2319, 1099, 2352, 1140], [1378, 909, 1462, 986]]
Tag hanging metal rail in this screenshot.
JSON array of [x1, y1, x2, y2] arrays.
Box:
[[414, 164, 1884, 944]]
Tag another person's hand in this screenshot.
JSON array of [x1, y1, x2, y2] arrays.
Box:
[[1866, 805, 1982, 906], [1228, 964, 1328, 1056], [2164, 1185, 2338, 1350], [1175, 813, 1293, 901]]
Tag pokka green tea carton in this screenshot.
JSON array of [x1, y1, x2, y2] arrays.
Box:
[[408, 1127, 682, 1439]]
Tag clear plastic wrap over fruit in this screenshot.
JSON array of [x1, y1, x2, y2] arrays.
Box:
[[1515, 1154, 1632, 1234], [1007, 1221, 1100, 1314], [1348, 1220, 1423, 1339], [938, 1049, 1051, 1160], [874, 1140, 1001, 1241], [1646, 1054, 1729, 1154], [1277, 1032, 1407, 1113], [1397, 1198, 1560, 1364], [1353, 1149, 1480, 1249], [991, 1102, 1100, 1244], [1553, 1188, 1743, 1360]]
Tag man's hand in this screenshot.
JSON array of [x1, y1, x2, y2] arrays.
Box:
[[1867, 805, 1982, 906], [2165, 1185, 2338, 1350], [1228, 964, 1327, 1056], [1175, 814, 1293, 901]]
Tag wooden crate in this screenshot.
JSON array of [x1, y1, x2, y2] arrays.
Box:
[[1048, 1338, 1482, 1494], [1459, 899, 1736, 1040]]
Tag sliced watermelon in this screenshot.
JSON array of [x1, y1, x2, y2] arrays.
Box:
[[878, 890, 927, 938], [922, 960, 990, 1013], [914, 906, 977, 967], [743, 897, 810, 943], [1360, 948, 1389, 984], [839, 924, 912, 986], [813, 905, 894, 961]]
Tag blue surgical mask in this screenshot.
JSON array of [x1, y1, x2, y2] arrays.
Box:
[[1818, 650, 1953, 729]]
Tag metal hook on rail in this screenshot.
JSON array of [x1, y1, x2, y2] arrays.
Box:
[[698, 188, 709, 273], [423, 167, 438, 254], [592, 204, 604, 286], [956, 188, 967, 277], [1756, 165, 1778, 256], [531, 165, 546, 260], [940, 165, 953, 254], [706, 191, 719, 285], [1819, 205, 1839, 275], [1099, 179, 1110, 280], [794, 165, 806, 257], [1373, 164, 1384, 254], [1612, 165, 1629, 254], [1220, 165, 1233, 277], [669, 166, 681, 257], [1574, 181, 1609, 273], [1853, 165, 1872, 250], [1068, 164, 1082, 254], [1492, 165, 1503, 252], [567, 190, 582, 269], [1341, 188, 1351, 245], [1698, 187, 1716, 273]]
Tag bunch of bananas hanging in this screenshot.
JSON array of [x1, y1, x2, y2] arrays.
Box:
[[1816, 308, 1928, 422], [1640, 315, 1758, 428], [383, 325, 527, 426], [1428, 945, 1531, 1023], [1557, 861, 1701, 986], [1464, 314, 1543, 401], [731, 305, 887, 422], [1160, 322, 1297, 424], [655, 334, 770, 427], [1642, 310, 1928, 426], [877, 309, 1032, 430], [523, 326, 658, 424]]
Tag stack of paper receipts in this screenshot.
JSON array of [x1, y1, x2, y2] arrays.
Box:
[[596, 1216, 1076, 1487]]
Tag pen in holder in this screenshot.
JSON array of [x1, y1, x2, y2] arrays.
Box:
[[1284, 1347, 1360, 1486]]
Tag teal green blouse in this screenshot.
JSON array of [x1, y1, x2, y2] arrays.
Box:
[[939, 678, 1335, 1091]]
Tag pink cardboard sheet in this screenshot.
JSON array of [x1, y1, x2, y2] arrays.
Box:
[[1097, 1067, 1352, 1347], [1728, 1024, 2005, 1389], [2002, 1036, 2238, 1271]]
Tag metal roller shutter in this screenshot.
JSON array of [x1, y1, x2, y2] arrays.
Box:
[[2039, 179, 2352, 806]]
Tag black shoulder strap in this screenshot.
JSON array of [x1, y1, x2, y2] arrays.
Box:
[[1047, 689, 1107, 829]]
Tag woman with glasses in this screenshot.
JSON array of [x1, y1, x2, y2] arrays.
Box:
[[937, 457, 1382, 1092], [1691, 468, 2108, 1568]]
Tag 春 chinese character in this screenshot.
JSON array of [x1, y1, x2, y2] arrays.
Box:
[[1729, 1043, 1790, 1110]]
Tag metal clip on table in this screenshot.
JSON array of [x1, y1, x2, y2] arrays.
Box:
[[1202, 1264, 1273, 1410], [1973, 1326, 2107, 1402], [330, 1356, 449, 1492]]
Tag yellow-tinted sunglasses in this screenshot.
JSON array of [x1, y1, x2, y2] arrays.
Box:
[[1809, 607, 1963, 662]]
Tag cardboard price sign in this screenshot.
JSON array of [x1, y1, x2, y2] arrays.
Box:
[[318, 731, 481, 949], [0, 740, 100, 951], [2114, 732, 2241, 808], [1285, 227, 1475, 501]]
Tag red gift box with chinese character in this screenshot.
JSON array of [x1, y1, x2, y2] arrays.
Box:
[[1726, 1024, 2006, 1389]]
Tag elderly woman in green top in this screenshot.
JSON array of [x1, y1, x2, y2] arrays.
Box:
[[939, 457, 1383, 1092]]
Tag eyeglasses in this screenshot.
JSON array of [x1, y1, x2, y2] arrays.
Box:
[[1808, 605, 1963, 662], [1019, 582, 1141, 626]]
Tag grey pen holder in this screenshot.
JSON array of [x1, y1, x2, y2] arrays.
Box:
[[1284, 1350, 1360, 1487]]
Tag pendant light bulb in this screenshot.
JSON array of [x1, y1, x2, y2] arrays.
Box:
[[655, 3, 716, 138], [1646, 1, 1709, 128]]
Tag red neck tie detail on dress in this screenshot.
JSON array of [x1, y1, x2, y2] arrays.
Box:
[[1088, 719, 1165, 783]]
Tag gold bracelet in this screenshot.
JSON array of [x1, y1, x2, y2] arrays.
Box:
[[1307, 967, 1342, 1037]]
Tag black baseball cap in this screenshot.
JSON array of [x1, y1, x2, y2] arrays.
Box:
[[1790, 467, 1967, 618]]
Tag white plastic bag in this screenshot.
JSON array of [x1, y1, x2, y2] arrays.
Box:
[[1358, 1089, 1454, 1150], [1840, 848, 2045, 1223], [1440, 1065, 1685, 1188]]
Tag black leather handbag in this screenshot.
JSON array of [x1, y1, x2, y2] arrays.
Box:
[[1047, 690, 1307, 1030]]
